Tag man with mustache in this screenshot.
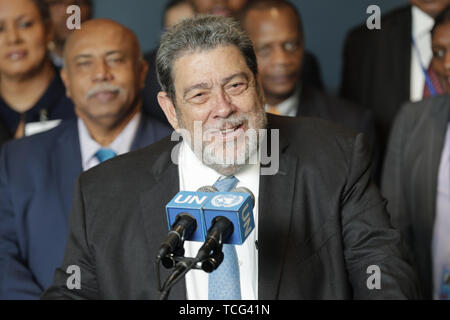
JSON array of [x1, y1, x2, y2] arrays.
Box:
[[42, 16, 419, 300], [0, 19, 171, 299], [142, 0, 324, 126]]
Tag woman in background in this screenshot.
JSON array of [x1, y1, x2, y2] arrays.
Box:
[[0, 0, 74, 141]]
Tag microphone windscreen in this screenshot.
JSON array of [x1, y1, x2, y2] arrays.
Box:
[[197, 185, 218, 193], [231, 186, 255, 208]]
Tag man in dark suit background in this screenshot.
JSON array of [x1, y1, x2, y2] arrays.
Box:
[[340, 0, 449, 161], [382, 7, 450, 299], [241, 0, 378, 176], [142, 0, 324, 125], [42, 15, 419, 300], [0, 19, 171, 299]]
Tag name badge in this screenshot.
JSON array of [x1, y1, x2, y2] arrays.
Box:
[[25, 120, 62, 136]]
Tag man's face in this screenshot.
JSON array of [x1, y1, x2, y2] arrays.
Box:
[[61, 22, 147, 130], [409, 0, 450, 17], [432, 21, 450, 94], [158, 45, 267, 175], [244, 6, 303, 104], [0, 0, 52, 78], [46, 0, 92, 43], [190, 0, 247, 17]]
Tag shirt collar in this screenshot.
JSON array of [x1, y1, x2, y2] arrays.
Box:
[[78, 111, 142, 170], [179, 140, 260, 190], [412, 5, 435, 39], [265, 86, 300, 117]]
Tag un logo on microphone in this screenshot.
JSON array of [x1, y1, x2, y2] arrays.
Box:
[[211, 194, 244, 208]]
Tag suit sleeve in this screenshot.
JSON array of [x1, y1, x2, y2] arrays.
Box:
[[0, 144, 43, 299], [380, 107, 416, 269], [340, 133, 421, 299], [41, 176, 100, 300]]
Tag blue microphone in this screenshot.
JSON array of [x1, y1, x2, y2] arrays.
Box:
[[165, 186, 218, 243], [195, 187, 255, 263]]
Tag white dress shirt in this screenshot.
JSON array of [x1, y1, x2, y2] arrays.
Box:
[[78, 112, 141, 171], [432, 123, 450, 299], [410, 6, 435, 102], [264, 87, 300, 117], [178, 141, 260, 300]]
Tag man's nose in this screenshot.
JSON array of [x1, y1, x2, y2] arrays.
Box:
[[212, 89, 235, 118], [271, 46, 290, 65], [92, 60, 113, 82]]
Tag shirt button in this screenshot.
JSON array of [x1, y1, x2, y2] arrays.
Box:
[[239, 260, 243, 266]]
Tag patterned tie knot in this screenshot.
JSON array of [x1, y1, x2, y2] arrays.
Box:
[[213, 176, 239, 192], [95, 148, 116, 163]]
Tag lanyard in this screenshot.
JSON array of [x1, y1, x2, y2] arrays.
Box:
[[411, 36, 437, 97]]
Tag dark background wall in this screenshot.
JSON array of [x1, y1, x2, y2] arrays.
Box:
[[93, 0, 408, 93]]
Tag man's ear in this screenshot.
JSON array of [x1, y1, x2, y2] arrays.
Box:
[[157, 91, 179, 130], [60, 68, 72, 99]]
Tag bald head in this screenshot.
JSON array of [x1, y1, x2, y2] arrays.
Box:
[[60, 19, 148, 136], [64, 19, 141, 67]]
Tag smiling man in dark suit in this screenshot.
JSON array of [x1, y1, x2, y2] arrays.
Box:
[[0, 19, 171, 299], [42, 15, 419, 300]]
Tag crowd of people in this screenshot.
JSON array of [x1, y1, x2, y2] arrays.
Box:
[[0, 0, 449, 300]]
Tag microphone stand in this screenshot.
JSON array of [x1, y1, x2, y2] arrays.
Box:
[[157, 244, 225, 300]]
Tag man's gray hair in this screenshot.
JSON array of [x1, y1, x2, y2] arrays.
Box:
[[156, 15, 258, 100]]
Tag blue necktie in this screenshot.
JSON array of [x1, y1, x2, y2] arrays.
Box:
[[209, 176, 241, 300], [94, 148, 116, 163]]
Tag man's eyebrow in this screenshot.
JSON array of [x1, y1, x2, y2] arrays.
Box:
[[104, 50, 125, 57], [183, 82, 212, 99], [221, 72, 249, 85], [73, 50, 125, 60], [73, 54, 93, 61], [182, 72, 250, 99]]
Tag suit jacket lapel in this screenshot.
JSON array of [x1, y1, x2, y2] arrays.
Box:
[[258, 121, 298, 299], [52, 120, 83, 220], [138, 139, 187, 299]]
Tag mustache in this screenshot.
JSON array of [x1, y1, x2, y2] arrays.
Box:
[[203, 114, 249, 132], [86, 84, 122, 99]]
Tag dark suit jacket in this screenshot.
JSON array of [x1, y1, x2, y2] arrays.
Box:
[[0, 115, 172, 299], [381, 95, 450, 299], [299, 86, 378, 160], [142, 49, 325, 125], [0, 120, 8, 145], [340, 5, 412, 156], [41, 115, 419, 299]]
